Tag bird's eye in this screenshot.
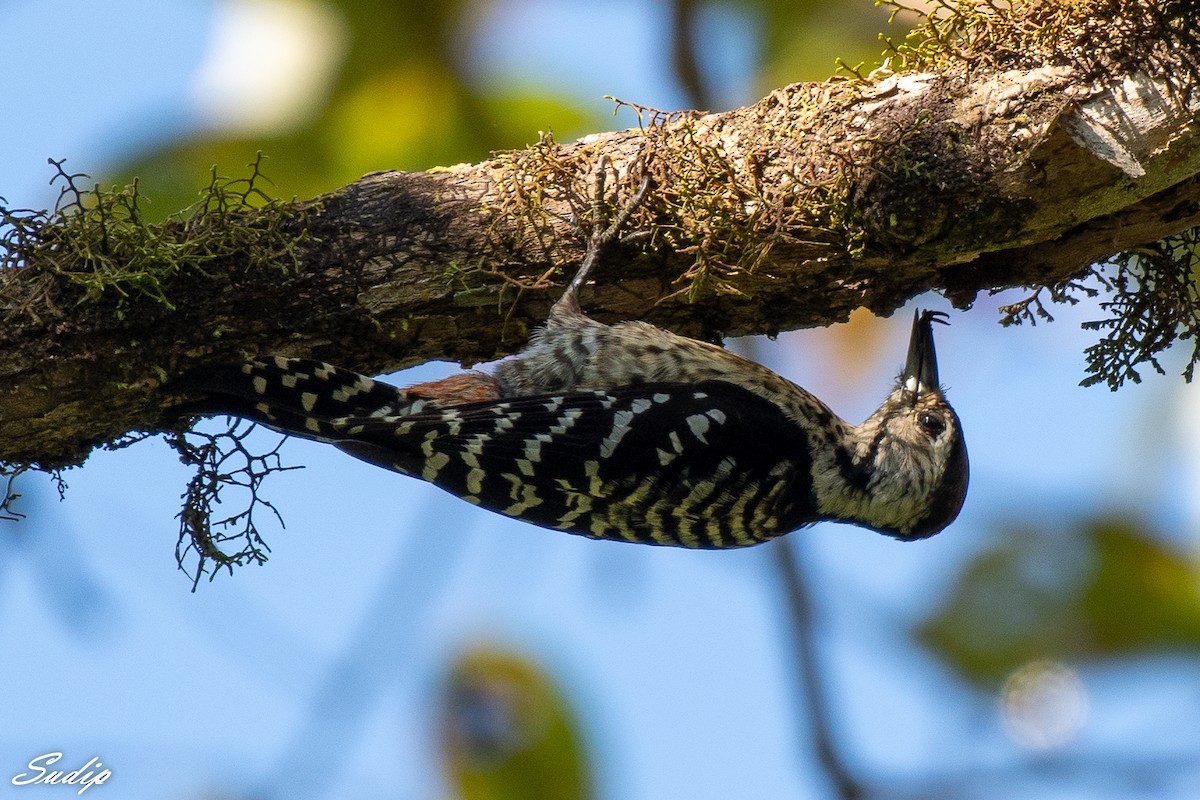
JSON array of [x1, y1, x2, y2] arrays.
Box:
[[918, 411, 945, 438]]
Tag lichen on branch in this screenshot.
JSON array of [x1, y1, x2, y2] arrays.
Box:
[[168, 420, 299, 591], [1080, 230, 1200, 389], [0, 154, 313, 327], [879, 0, 1200, 95]]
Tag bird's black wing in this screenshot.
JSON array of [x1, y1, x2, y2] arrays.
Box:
[[333, 381, 817, 548]]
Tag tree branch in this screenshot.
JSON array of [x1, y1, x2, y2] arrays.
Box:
[[2, 0, 1198, 469], [772, 539, 867, 800]]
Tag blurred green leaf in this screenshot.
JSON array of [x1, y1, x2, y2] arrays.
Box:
[[751, 0, 896, 87], [105, 0, 909, 219], [438, 646, 592, 800], [920, 516, 1200, 684], [107, 0, 607, 219]]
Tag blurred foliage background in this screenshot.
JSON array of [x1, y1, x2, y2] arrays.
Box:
[[114, 0, 895, 215], [4, 1, 1200, 798]]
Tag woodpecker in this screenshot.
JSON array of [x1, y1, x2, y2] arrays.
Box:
[[175, 164, 968, 546]]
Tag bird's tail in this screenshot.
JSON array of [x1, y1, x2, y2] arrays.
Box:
[[172, 356, 504, 442], [171, 357, 414, 441]]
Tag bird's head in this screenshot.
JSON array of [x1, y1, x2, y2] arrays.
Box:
[[831, 310, 969, 539]]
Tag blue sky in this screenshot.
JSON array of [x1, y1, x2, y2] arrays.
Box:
[[2, 2, 1199, 799]]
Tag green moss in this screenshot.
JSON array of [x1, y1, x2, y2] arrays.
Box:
[[0, 154, 315, 324], [876, 0, 1200, 94], [485, 97, 855, 303]]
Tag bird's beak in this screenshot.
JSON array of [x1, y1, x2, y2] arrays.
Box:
[[903, 310, 947, 399]]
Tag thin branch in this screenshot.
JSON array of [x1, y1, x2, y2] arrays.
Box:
[[669, 0, 713, 111], [772, 539, 867, 800]]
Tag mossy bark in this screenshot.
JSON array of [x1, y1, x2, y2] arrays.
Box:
[[2, 17, 1199, 468]]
